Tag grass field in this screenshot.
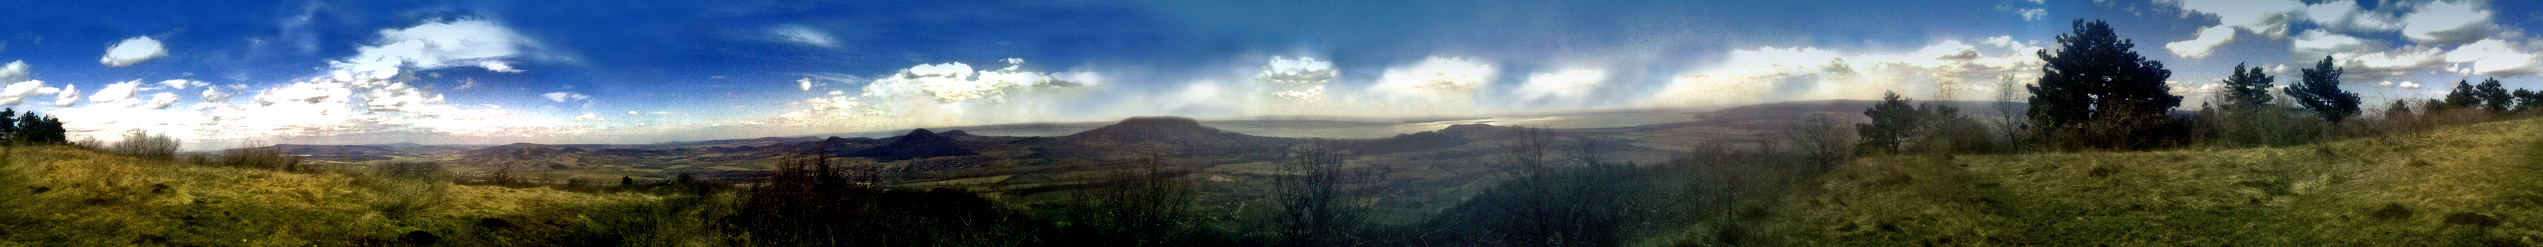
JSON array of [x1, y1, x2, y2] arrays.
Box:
[[1741, 118, 2543, 245], [0, 145, 661, 246]]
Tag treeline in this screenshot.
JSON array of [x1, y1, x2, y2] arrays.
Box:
[[0, 108, 68, 145], [1854, 19, 2543, 155]]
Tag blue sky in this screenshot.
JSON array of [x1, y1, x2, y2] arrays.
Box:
[[0, 0, 2535, 148]]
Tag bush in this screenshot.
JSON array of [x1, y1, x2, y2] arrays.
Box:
[[214, 143, 301, 171], [725, 153, 1048, 246], [106, 131, 179, 161]]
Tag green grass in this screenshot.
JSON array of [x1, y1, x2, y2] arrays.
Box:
[[1743, 118, 2543, 246], [0, 145, 662, 246]]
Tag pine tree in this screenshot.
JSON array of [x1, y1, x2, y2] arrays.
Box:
[[2284, 56, 2361, 123], [0, 108, 15, 142], [2027, 19, 2182, 150], [2477, 78, 2512, 112], [2444, 79, 2480, 110], [2515, 89, 2542, 114], [2220, 63, 2274, 112], [12, 112, 37, 143], [1857, 91, 1921, 154]]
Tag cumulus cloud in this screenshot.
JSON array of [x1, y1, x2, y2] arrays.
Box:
[[332, 19, 534, 75], [158, 79, 208, 89], [0, 61, 27, 84], [542, 91, 591, 102], [1650, 38, 2044, 108], [90, 79, 143, 104], [53, 84, 79, 106], [1255, 56, 1338, 100], [573, 112, 606, 122], [1258, 56, 1337, 85], [2166, 26, 2239, 59], [144, 93, 177, 109], [2439, 39, 2537, 76], [200, 85, 236, 102], [2398, 0, 2490, 45], [100, 36, 169, 67], [2160, 0, 2301, 58], [2018, 9, 2047, 21], [772, 25, 839, 48], [0, 80, 58, 106], [777, 58, 1100, 129], [1515, 69, 1607, 102], [798, 77, 814, 91], [1369, 56, 1496, 100], [2297, 28, 2543, 81]]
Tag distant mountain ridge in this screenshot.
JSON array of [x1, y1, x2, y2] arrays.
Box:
[[845, 129, 979, 161]]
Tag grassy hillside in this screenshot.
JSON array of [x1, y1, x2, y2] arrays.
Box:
[[1742, 118, 2543, 245], [0, 145, 663, 246]]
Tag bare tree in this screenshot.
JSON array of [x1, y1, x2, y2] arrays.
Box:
[[1274, 140, 1362, 246], [1992, 72, 2031, 153], [1783, 113, 1856, 170]]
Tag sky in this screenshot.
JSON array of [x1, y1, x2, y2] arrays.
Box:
[[0, 0, 2537, 149]]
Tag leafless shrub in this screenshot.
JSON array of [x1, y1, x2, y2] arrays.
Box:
[[107, 130, 180, 161]]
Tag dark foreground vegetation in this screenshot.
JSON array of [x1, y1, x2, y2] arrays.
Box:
[[6, 18, 2543, 246]]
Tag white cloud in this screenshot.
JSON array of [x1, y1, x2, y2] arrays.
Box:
[[542, 91, 591, 102], [798, 77, 814, 91], [90, 79, 143, 104], [100, 36, 169, 67], [1255, 56, 1338, 101], [144, 93, 177, 109], [332, 19, 534, 75], [1369, 56, 1496, 100], [0, 61, 28, 84], [1271, 86, 1325, 99], [0, 80, 58, 106], [2399, 0, 2491, 45], [776, 58, 1100, 129], [1258, 56, 1337, 85], [1649, 38, 2045, 107], [158, 79, 208, 89], [2159, 0, 2302, 58], [2400, 81, 2423, 89], [2018, 8, 2048, 21], [573, 112, 606, 122], [772, 25, 839, 48], [53, 84, 79, 106], [2301, 1, 2403, 33], [200, 85, 236, 102], [2166, 26, 2239, 58], [2439, 39, 2538, 76], [2298, 27, 2543, 81], [1515, 69, 1607, 102]]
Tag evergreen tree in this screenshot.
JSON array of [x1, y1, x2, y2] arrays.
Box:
[[1857, 92, 1921, 154], [2383, 99, 2413, 120], [2284, 56, 2362, 123], [0, 108, 15, 142], [2220, 63, 2274, 111], [2515, 89, 2542, 114], [2027, 19, 2182, 150], [2444, 79, 2480, 110], [2477, 78, 2512, 112], [13, 112, 37, 143]]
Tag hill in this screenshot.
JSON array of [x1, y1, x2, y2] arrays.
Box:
[[1729, 118, 2543, 245], [0, 145, 661, 246], [846, 129, 980, 161]]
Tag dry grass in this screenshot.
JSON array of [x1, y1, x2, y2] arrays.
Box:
[[1748, 118, 2543, 245], [0, 145, 658, 246]]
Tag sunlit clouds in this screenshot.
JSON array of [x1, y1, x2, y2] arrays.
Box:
[[100, 37, 168, 67]]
